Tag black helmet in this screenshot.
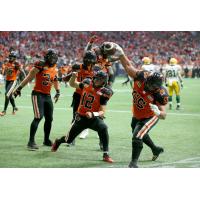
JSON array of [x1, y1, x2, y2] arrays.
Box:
[[44, 49, 58, 66], [83, 50, 97, 66], [9, 51, 17, 61], [144, 72, 163, 92], [93, 70, 108, 88]]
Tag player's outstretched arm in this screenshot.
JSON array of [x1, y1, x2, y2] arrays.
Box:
[[53, 79, 60, 103], [12, 67, 39, 98], [84, 35, 98, 52], [119, 54, 138, 79]]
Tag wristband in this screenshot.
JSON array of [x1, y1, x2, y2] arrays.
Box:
[[93, 112, 100, 117]]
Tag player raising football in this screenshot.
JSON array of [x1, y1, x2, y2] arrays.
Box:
[[118, 49, 169, 168]]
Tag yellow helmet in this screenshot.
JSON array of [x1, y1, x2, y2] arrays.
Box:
[[142, 57, 151, 65], [169, 58, 178, 65]]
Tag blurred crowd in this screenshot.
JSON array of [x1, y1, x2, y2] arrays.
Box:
[[0, 31, 200, 77]]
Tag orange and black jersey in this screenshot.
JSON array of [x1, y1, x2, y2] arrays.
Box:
[[77, 80, 113, 116], [73, 63, 95, 95], [33, 61, 58, 95], [2, 61, 21, 81], [132, 71, 168, 120]]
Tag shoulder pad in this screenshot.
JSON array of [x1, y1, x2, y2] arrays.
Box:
[[34, 60, 45, 67], [154, 86, 168, 105], [72, 63, 81, 71], [34, 60, 45, 71]]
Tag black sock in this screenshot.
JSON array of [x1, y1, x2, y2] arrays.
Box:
[[143, 134, 156, 151], [98, 127, 109, 152], [44, 119, 52, 142], [3, 95, 9, 111], [10, 96, 16, 109], [132, 139, 143, 163], [29, 118, 41, 143]]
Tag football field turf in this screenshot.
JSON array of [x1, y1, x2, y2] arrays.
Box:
[[0, 78, 200, 168]]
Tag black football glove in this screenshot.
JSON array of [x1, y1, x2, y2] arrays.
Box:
[[54, 89, 60, 103], [57, 77, 63, 82], [13, 86, 22, 98]]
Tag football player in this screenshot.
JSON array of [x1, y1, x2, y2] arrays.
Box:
[[141, 57, 157, 72], [0, 51, 26, 116], [51, 70, 114, 163], [164, 58, 183, 110], [60, 51, 97, 141], [118, 49, 168, 168], [12, 49, 60, 150]]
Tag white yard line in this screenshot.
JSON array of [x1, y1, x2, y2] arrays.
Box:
[[1, 104, 200, 117], [144, 156, 200, 168]]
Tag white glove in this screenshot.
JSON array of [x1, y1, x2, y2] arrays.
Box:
[[149, 103, 160, 116]]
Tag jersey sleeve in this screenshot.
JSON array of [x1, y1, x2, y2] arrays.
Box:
[[99, 86, 113, 105], [34, 60, 45, 72], [100, 96, 109, 105], [154, 86, 169, 105]]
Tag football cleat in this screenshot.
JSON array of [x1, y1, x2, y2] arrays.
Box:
[[27, 141, 39, 151], [51, 139, 61, 152], [43, 139, 53, 146], [152, 146, 164, 161], [176, 105, 181, 110], [128, 161, 138, 168], [0, 111, 6, 116], [103, 155, 114, 163], [12, 107, 18, 115]]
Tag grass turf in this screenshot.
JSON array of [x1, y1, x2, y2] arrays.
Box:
[[0, 78, 200, 168]]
